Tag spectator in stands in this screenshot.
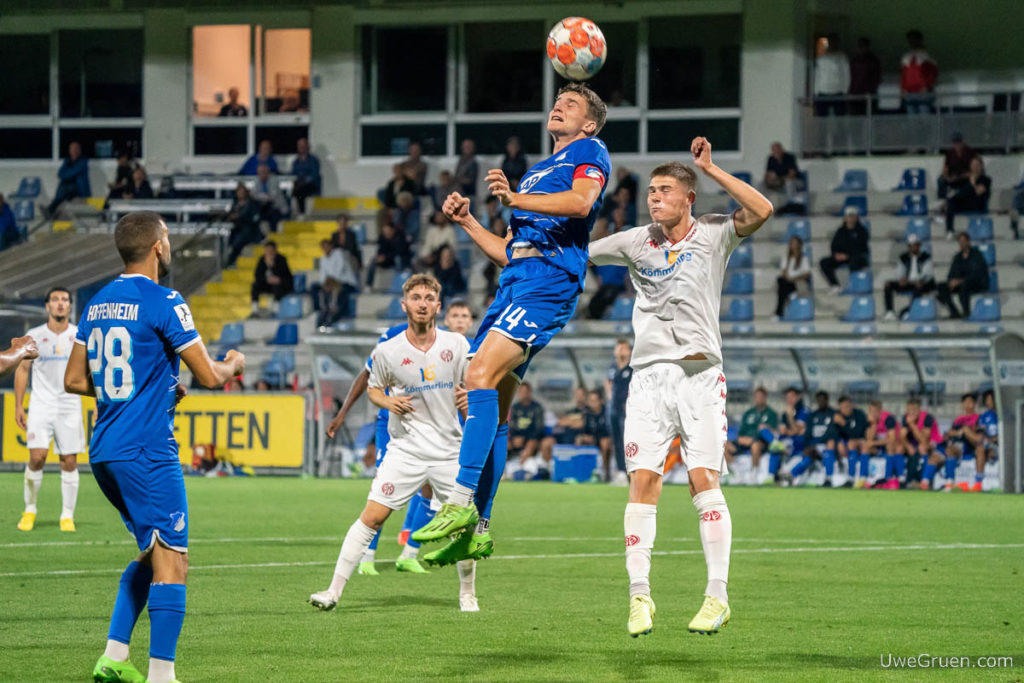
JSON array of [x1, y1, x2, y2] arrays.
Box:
[[774, 235, 812, 319], [417, 211, 457, 270], [382, 163, 415, 210], [813, 34, 850, 116], [764, 142, 802, 195], [944, 157, 990, 238], [45, 141, 89, 217], [900, 30, 938, 114], [848, 37, 882, 115], [509, 382, 546, 464], [290, 137, 321, 215], [937, 232, 989, 319], [587, 259, 628, 319], [251, 163, 289, 230], [820, 206, 870, 295], [331, 214, 363, 273], [726, 387, 778, 482], [578, 389, 612, 481], [500, 136, 528, 190], [279, 90, 304, 113], [432, 245, 467, 306], [939, 132, 977, 201], [601, 169, 639, 227], [605, 339, 632, 484], [105, 151, 135, 203], [250, 240, 293, 316], [313, 238, 358, 326], [552, 386, 587, 446], [400, 141, 427, 195], [0, 193, 20, 251], [883, 233, 935, 320], [1010, 174, 1024, 240], [596, 187, 636, 238], [218, 87, 247, 117], [225, 183, 263, 267], [224, 377, 244, 392], [430, 170, 459, 212], [454, 138, 478, 201], [239, 139, 279, 175], [391, 190, 420, 242], [122, 166, 153, 200], [365, 220, 411, 290]]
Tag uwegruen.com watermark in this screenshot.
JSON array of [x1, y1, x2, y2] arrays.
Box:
[[880, 653, 1014, 669]]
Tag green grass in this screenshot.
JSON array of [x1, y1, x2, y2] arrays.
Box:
[[1, 474, 1022, 682]]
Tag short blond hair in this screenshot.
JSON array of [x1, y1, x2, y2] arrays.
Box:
[[402, 273, 442, 298], [650, 162, 698, 192]]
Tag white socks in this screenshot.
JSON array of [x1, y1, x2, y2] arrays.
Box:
[[693, 489, 732, 603], [329, 519, 378, 598], [148, 658, 175, 683], [361, 548, 376, 564], [449, 484, 475, 507], [623, 502, 657, 598], [456, 560, 476, 596], [23, 467, 43, 514], [399, 544, 418, 560], [103, 639, 130, 662], [61, 469, 79, 519]]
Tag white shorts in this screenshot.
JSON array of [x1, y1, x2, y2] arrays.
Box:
[[367, 443, 459, 510], [623, 361, 728, 476], [26, 409, 85, 454]]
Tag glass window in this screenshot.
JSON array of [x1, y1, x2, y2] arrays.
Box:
[[60, 127, 142, 159], [0, 35, 50, 115], [58, 29, 143, 117], [599, 119, 639, 154], [571, 22, 637, 108], [648, 16, 741, 109], [259, 29, 311, 114], [465, 22, 543, 113], [0, 128, 52, 159], [455, 122, 542, 156], [371, 27, 447, 113], [194, 126, 247, 155], [192, 26, 251, 118], [360, 124, 447, 157], [647, 117, 739, 152], [254, 125, 309, 157]]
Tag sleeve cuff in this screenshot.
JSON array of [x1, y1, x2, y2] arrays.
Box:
[[74, 339, 86, 346], [175, 335, 202, 354]]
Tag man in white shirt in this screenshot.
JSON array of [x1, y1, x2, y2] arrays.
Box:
[[589, 137, 773, 638], [814, 34, 851, 116], [315, 239, 360, 326], [883, 233, 936, 320], [14, 287, 85, 532], [309, 274, 481, 612], [417, 212, 458, 270]]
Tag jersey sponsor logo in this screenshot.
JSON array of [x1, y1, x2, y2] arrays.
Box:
[[625, 441, 639, 459], [555, 152, 567, 162], [173, 304, 195, 331], [401, 357, 413, 366], [584, 167, 605, 183], [420, 365, 436, 381], [624, 534, 640, 547], [519, 166, 557, 193], [701, 510, 722, 522], [665, 250, 692, 266], [381, 482, 395, 496], [167, 291, 179, 299], [440, 349, 454, 363], [170, 511, 186, 532]]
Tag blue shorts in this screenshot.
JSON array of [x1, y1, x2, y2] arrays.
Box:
[[471, 259, 581, 379], [92, 451, 189, 553]]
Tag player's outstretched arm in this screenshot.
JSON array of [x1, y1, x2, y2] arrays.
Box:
[[326, 368, 370, 438], [0, 336, 38, 377], [63, 343, 95, 397], [691, 137, 774, 237], [180, 344, 246, 390], [488, 168, 602, 220], [443, 191, 511, 267]]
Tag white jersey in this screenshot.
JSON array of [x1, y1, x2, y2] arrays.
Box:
[[368, 328, 469, 459], [25, 323, 81, 414], [590, 214, 742, 369]]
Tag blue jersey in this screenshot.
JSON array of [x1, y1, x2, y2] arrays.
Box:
[[75, 274, 200, 462], [979, 409, 998, 440], [808, 407, 836, 445], [508, 136, 611, 281], [784, 401, 809, 453]]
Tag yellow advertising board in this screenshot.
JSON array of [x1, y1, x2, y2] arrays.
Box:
[[1, 393, 305, 468]]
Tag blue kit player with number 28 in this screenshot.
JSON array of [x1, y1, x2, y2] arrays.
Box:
[[412, 82, 610, 564], [64, 211, 245, 683]]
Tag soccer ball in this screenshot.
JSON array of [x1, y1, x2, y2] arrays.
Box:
[[546, 17, 606, 81]]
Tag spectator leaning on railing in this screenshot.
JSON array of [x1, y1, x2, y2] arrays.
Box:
[[883, 233, 935, 321], [820, 206, 870, 295], [937, 232, 989, 319], [813, 34, 850, 116], [848, 37, 881, 115], [900, 29, 938, 114]]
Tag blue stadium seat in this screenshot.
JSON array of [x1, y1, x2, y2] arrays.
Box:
[[269, 323, 299, 345], [277, 295, 304, 319], [782, 296, 814, 322], [10, 176, 41, 199], [272, 348, 296, 373], [842, 270, 873, 295], [988, 270, 999, 294], [845, 381, 879, 400], [379, 297, 405, 319], [292, 272, 306, 294], [841, 296, 875, 322], [895, 194, 928, 216], [835, 195, 867, 217], [905, 297, 937, 322], [914, 324, 939, 335], [389, 270, 412, 295], [218, 322, 245, 347], [727, 243, 753, 269], [791, 324, 815, 335], [606, 296, 634, 321], [834, 169, 868, 192], [967, 216, 994, 242], [966, 296, 1001, 323], [785, 219, 811, 243], [261, 360, 287, 387], [720, 298, 753, 322], [852, 324, 876, 335], [722, 271, 753, 295], [977, 242, 995, 267], [352, 223, 367, 245], [13, 200, 34, 222], [978, 325, 1003, 335], [894, 168, 926, 191], [904, 218, 932, 243], [731, 323, 755, 335]]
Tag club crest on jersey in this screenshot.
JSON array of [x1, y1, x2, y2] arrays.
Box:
[[701, 511, 722, 522], [440, 349, 454, 363], [420, 365, 436, 381], [625, 442, 639, 459], [381, 482, 395, 496], [170, 511, 186, 532], [625, 534, 640, 547]]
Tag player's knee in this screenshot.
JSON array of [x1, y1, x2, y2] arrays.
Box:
[[688, 467, 720, 494], [628, 469, 662, 504]]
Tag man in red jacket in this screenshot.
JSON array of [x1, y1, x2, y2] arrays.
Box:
[[900, 30, 938, 114]]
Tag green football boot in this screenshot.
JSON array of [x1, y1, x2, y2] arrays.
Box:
[[423, 530, 493, 567], [411, 503, 478, 543], [92, 655, 145, 683], [395, 557, 430, 573], [357, 561, 380, 576]]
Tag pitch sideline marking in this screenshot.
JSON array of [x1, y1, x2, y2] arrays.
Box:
[[1, 541, 1022, 578]]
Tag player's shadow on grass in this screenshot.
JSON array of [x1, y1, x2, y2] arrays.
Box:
[[349, 595, 454, 610]]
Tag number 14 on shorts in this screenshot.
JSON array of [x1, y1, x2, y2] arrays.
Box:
[[496, 305, 537, 330]]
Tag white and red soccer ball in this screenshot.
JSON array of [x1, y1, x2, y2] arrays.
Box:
[[546, 17, 606, 81]]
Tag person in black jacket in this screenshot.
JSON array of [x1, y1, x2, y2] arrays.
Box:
[[500, 136, 528, 190], [365, 221, 411, 290], [883, 233, 936, 320], [820, 206, 871, 294], [432, 245, 467, 305], [250, 240, 293, 316], [937, 232, 989, 319]]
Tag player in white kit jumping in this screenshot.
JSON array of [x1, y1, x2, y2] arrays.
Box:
[[310, 274, 481, 613], [589, 138, 773, 637], [14, 287, 86, 532]]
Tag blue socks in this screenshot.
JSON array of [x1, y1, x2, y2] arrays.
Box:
[[108, 560, 153, 645], [922, 462, 937, 482], [944, 458, 958, 481], [147, 583, 186, 662], [368, 528, 381, 551], [822, 449, 836, 476], [790, 455, 812, 478], [475, 424, 509, 520], [885, 454, 905, 479], [853, 450, 869, 478], [768, 454, 781, 475], [404, 494, 435, 550], [456, 389, 499, 490]]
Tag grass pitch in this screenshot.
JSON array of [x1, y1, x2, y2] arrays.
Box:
[[1, 474, 1022, 682]]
